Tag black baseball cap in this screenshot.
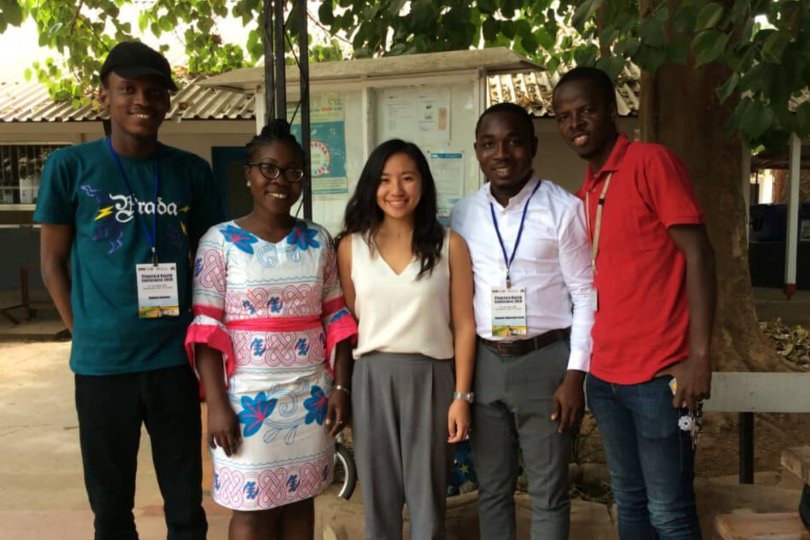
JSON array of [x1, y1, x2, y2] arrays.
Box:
[[100, 41, 178, 91]]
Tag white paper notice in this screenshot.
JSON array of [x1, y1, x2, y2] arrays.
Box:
[[430, 152, 464, 217], [382, 87, 451, 144]]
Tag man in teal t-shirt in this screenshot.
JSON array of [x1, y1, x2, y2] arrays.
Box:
[[34, 41, 223, 540]]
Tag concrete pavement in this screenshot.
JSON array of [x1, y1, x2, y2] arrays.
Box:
[[0, 341, 620, 539], [0, 335, 808, 539]]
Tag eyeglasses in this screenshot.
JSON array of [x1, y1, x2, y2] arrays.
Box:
[[246, 162, 305, 183]]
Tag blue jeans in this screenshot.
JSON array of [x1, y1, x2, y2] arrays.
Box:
[[586, 373, 701, 540]]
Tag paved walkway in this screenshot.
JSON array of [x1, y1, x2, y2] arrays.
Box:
[[1, 286, 809, 539]]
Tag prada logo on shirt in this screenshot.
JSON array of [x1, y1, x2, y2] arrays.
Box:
[[97, 193, 188, 224]]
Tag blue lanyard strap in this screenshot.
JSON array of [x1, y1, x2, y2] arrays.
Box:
[[489, 179, 542, 288], [106, 137, 160, 264]]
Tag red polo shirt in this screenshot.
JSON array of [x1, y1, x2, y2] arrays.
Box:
[[577, 134, 703, 384]]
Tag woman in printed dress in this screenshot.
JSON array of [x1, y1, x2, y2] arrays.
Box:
[[186, 120, 356, 540]]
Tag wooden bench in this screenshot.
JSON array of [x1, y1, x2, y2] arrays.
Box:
[[714, 446, 810, 539], [782, 447, 810, 486], [714, 512, 810, 540], [705, 373, 810, 484]]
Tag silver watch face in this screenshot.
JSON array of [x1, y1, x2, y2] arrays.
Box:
[[454, 391, 474, 403]]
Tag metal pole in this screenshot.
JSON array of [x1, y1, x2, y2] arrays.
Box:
[[273, 0, 287, 122], [298, 0, 311, 220], [784, 133, 801, 299], [739, 412, 754, 484], [742, 144, 751, 242], [262, 0, 274, 124]]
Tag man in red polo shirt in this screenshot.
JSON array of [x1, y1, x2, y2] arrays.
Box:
[[552, 66, 716, 539]]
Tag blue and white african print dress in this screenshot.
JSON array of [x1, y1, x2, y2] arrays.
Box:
[[186, 219, 356, 511]]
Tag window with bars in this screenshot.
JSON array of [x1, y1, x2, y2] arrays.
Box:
[[0, 144, 68, 205]]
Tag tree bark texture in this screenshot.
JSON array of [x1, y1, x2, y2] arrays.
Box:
[[639, 0, 780, 371]]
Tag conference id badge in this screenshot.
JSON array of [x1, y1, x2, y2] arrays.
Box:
[[136, 263, 180, 318], [491, 288, 527, 337]]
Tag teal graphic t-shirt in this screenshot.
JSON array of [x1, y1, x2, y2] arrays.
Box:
[[34, 138, 225, 375]]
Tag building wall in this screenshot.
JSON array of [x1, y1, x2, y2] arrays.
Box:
[[533, 117, 639, 193], [0, 116, 641, 291], [0, 119, 254, 291], [0, 119, 255, 161]]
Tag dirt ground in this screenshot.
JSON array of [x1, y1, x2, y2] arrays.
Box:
[[573, 300, 810, 487], [574, 412, 810, 481]]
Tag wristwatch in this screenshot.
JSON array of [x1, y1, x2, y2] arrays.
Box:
[[453, 391, 475, 404]]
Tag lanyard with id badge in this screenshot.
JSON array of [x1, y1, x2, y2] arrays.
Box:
[[107, 138, 180, 319], [585, 173, 613, 313], [489, 180, 541, 338]]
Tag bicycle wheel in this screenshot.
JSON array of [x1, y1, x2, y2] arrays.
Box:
[[334, 442, 357, 500]]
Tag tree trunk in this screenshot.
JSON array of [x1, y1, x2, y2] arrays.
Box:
[[639, 1, 779, 371]]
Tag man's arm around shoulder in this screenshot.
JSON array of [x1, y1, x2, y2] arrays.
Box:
[[40, 224, 75, 333]]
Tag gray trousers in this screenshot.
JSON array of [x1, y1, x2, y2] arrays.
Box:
[[471, 340, 572, 540], [352, 352, 455, 540]]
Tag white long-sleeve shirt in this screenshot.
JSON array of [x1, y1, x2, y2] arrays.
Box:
[[450, 176, 594, 372]]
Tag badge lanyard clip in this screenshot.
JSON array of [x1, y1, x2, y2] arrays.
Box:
[[585, 173, 613, 275]]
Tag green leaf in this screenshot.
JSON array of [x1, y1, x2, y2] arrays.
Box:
[[762, 30, 791, 64], [316, 0, 333, 23], [0, 0, 24, 32], [653, 4, 669, 22], [534, 27, 555, 51], [573, 44, 597, 67], [572, 0, 601, 30], [730, 98, 753, 129], [728, 0, 750, 24], [727, 44, 755, 72], [596, 55, 626, 79], [741, 100, 775, 139], [695, 2, 724, 31], [514, 18, 532, 40], [639, 16, 666, 48], [672, 2, 698, 33], [692, 29, 729, 66], [520, 33, 539, 54], [501, 20, 515, 39], [633, 44, 667, 74], [482, 17, 498, 42], [362, 4, 379, 19], [546, 56, 559, 75], [739, 63, 770, 93], [715, 72, 740, 103], [410, 0, 436, 29], [498, 0, 517, 19], [614, 37, 641, 57]]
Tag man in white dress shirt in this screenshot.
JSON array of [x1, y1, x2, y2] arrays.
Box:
[[450, 103, 593, 540]]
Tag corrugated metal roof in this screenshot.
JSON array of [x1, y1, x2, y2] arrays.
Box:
[[201, 48, 542, 91], [0, 76, 254, 123], [0, 68, 639, 123], [488, 63, 642, 117]]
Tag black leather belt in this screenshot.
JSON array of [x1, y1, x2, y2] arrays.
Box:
[[479, 328, 570, 357]]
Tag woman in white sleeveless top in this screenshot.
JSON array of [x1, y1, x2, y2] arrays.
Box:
[[337, 139, 476, 539]]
